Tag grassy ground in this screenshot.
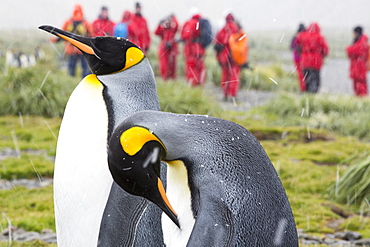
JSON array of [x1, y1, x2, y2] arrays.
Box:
[[1, 30, 370, 246], [1, 93, 370, 244], [255, 92, 370, 141]]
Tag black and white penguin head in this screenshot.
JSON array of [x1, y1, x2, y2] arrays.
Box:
[[39, 25, 145, 75], [108, 125, 180, 228]]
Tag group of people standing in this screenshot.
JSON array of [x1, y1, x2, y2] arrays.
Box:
[[59, 4, 370, 98], [155, 8, 249, 101], [59, 4, 249, 100], [291, 23, 369, 97], [60, 3, 150, 78]]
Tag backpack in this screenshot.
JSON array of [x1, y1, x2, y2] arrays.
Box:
[[114, 23, 129, 38], [198, 19, 213, 48], [67, 21, 88, 37], [228, 31, 248, 66]]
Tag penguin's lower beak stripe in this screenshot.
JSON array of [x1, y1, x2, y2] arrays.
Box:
[[157, 178, 177, 217], [120, 127, 165, 156], [58, 34, 95, 55]]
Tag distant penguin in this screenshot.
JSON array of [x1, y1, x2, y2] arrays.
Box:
[[107, 110, 299, 246], [39, 26, 165, 246]]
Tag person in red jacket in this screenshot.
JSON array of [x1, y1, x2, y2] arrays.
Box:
[[347, 26, 368, 97], [296, 23, 329, 93], [92, 6, 115, 37], [290, 23, 306, 92], [214, 13, 240, 100], [114, 11, 133, 39], [155, 14, 179, 80], [61, 4, 93, 78], [130, 2, 151, 53], [181, 8, 206, 86]]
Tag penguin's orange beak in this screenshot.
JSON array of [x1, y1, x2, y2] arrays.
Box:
[[39, 25, 145, 75], [39, 25, 95, 55], [157, 178, 180, 227]]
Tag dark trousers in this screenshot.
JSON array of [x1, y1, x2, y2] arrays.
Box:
[[68, 54, 90, 78], [303, 69, 320, 93]]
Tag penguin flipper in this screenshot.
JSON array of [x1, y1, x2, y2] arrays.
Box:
[[187, 196, 234, 247]]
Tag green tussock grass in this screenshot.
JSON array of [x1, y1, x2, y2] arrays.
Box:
[[0, 64, 76, 118], [156, 78, 222, 116], [0, 37, 78, 118], [251, 92, 370, 141], [329, 153, 370, 206]]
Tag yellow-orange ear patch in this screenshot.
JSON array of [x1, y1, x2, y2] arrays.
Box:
[[120, 126, 164, 156], [122, 47, 145, 71]]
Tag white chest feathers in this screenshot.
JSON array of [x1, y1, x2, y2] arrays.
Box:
[[54, 74, 113, 246], [162, 160, 195, 247]]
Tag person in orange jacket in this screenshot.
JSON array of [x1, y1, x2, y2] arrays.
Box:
[[181, 8, 206, 86], [214, 13, 240, 100], [130, 2, 151, 53], [346, 26, 369, 96], [92, 6, 115, 37], [155, 14, 179, 80], [61, 4, 93, 77]]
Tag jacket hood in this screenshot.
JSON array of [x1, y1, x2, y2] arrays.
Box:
[[356, 34, 369, 43], [307, 23, 320, 33], [73, 4, 84, 21], [226, 13, 235, 22], [192, 14, 201, 20], [122, 11, 132, 22]]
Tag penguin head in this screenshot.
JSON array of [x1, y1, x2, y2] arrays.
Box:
[[108, 126, 180, 228], [38, 25, 144, 75]]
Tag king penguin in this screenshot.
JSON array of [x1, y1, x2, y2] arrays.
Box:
[[39, 26, 166, 246], [107, 110, 299, 247]]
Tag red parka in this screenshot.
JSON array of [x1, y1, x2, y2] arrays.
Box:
[[296, 23, 329, 70], [181, 14, 204, 58], [92, 17, 115, 37], [155, 16, 179, 49], [214, 16, 239, 66], [214, 14, 241, 98], [347, 34, 368, 80], [155, 15, 179, 80], [181, 14, 206, 85], [130, 13, 151, 52]]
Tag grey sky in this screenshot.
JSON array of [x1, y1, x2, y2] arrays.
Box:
[[1, 0, 370, 32]]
